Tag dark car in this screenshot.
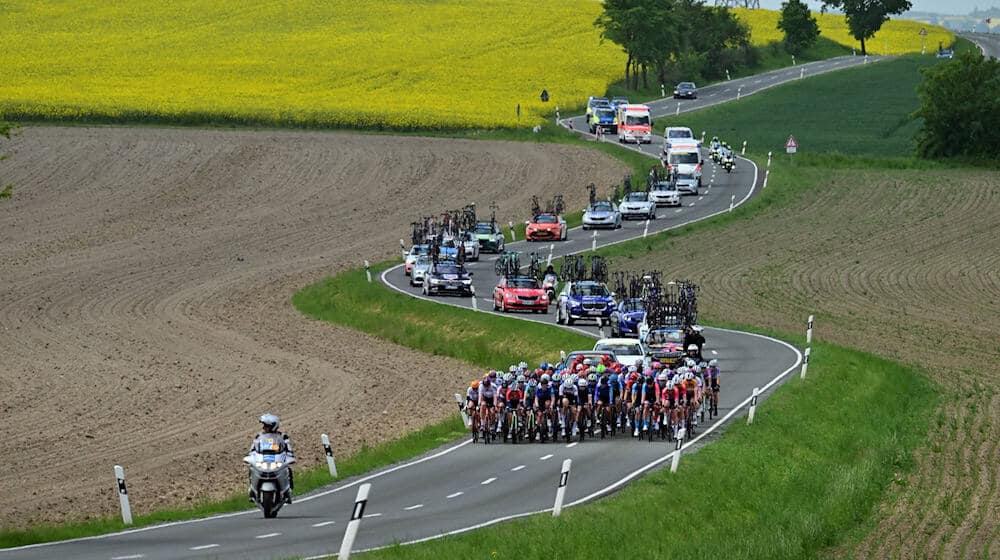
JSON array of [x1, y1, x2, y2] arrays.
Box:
[[610, 298, 646, 337], [673, 82, 697, 99], [422, 262, 474, 297]]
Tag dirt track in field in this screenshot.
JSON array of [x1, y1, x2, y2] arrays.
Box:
[[617, 166, 1000, 559], [0, 126, 626, 528]]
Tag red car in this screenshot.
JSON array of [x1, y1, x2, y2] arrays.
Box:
[[526, 213, 567, 242], [494, 276, 549, 313]]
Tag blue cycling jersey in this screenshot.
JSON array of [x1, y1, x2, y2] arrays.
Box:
[[594, 383, 615, 405]]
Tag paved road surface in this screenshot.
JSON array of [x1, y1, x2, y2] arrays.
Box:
[[964, 33, 1000, 58]]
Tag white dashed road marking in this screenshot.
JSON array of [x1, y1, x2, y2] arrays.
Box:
[[674, 209, 683, 213], [540, 454, 553, 461], [404, 504, 424, 511], [312, 521, 336, 528], [189, 545, 219, 551], [698, 196, 704, 201], [481, 477, 497, 485], [112, 555, 146, 559], [447, 491, 464, 499], [688, 203, 695, 207], [366, 512, 383, 518], [566, 442, 578, 448], [256, 533, 281, 539], [511, 465, 526, 471], [712, 350, 718, 355]]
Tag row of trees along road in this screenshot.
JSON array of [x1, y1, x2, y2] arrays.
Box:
[[596, 0, 913, 90]]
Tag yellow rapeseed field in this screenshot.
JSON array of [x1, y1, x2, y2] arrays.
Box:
[[0, 2, 954, 129], [734, 8, 954, 55]]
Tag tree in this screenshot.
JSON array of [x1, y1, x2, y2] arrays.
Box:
[[914, 51, 1000, 159], [778, 0, 820, 55], [822, 0, 911, 55]]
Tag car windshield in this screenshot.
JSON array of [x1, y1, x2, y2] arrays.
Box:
[[668, 130, 691, 138], [475, 224, 494, 234], [676, 173, 695, 181], [647, 329, 684, 344], [590, 98, 609, 108], [678, 82, 695, 89], [625, 114, 650, 126], [595, 343, 643, 356], [652, 181, 676, 192], [567, 351, 614, 363], [669, 152, 700, 165], [415, 257, 431, 266], [612, 97, 628, 104], [435, 264, 464, 275], [533, 214, 558, 224], [572, 283, 609, 297], [589, 201, 613, 212], [625, 192, 648, 202], [509, 278, 539, 289], [410, 245, 429, 256], [596, 108, 615, 118], [622, 298, 645, 312]]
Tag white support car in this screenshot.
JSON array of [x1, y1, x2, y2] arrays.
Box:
[[648, 181, 681, 207], [593, 338, 650, 370], [619, 191, 657, 220], [410, 256, 433, 286]]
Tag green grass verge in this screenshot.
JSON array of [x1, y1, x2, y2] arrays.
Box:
[[360, 338, 933, 560], [293, 261, 595, 369], [0, 417, 466, 548]]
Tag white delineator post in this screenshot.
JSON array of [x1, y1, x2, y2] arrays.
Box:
[[591, 231, 597, 252], [763, 170, 770, 188], [726, 69, 731, 81], [767, 151, 773, 168], [547, 244, 554, 267], [471, 294, 478, 311], [800, 347, 811, 379], [643, 219, 650, 238], [338, 483, 371, 560], [741, 140, 747, 155], [729, 194, 735, 212], [508, 221, 516, 241], [670, 428, 686, 473], [321, 434, 338, 478], [737, 86, 742, 100], [806, 314, 814, 344], [364, 260, 372, 283], [114, 465, 133, 525], [747, 387, 760, 425], [552, 459, 572, 517], [676, 103, 680, 116], [597, 318, 605, 339], [800, 68, 805, 80], [660, 84, 665, 97], [701, 131, 706, 143], [455, 393, 471, 428]]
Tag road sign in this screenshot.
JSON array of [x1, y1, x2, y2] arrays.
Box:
[[919, 27, 927, 36], [785, 135, 798, 154]]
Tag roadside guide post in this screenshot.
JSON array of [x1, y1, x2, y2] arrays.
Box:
[[643, 219, 650, 238], [741, 140, 747, 155], [591, 230, 597, 252], [597, 318, 606, 339], [364, 260, 372, 283], [508, 221, 516, 242], [555, 106, 561, 124], [321, 434, 338, 477], [454, 394, 471, 428], [737, 86, 742, 100], [701, 131, 706, 144], [547, 244, 554, 267], [800, 67, 804, 79], [800, 347, 811, 379], [471, 293, 478, 311], [726, 69, 731, 81], [729, 194, 735, 212], [920, 27, 927, 54], [338, 483, 371, 560], [792, 54, 796, 65], [670, 428, 686, 473], [763, 170, 770, 188], [747, 388, 760, 425], [806, 315, 814, 344], [552, 459, 572, 516], [767, 151, 772, 168], [661, 83, 665, 97], [114, 465, 133, 525]]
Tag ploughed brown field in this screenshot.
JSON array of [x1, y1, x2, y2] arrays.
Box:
[[0, 126, 626, 528], [615, 165, 1000, 559]]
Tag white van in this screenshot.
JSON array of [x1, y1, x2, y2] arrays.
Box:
[[665, 142, 703, 188]]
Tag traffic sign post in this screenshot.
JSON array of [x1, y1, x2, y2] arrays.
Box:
[[920, 27, 927, 54], [785, 134, 798, 164]]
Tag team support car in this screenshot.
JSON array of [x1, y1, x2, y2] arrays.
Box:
[[665, 142, 703, 188], [556, 280, 616, 325], [594, 338, 650, 369], [673, 82, 697, 99], [403, 244, 430, 276], [589, 107, 618, 134], [582, 200, 622, 230], [585, 96, 611, 121], [422, 261, 474, 297], [610, 96, 629, 110], [674, 172, 699, 195], [610, 297, 646, 337], [619, 191, 657, 220], [664, 126, 699, 151], [649, 180, 681, 207], [526, 212, 568, 242], [493, 276, 549, 313], [474, 221, 505, 253], [410, 256, 433, 286], [457, 230, 480, 261], [641, 327, 687, 366]]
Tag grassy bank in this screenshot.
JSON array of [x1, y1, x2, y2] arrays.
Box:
[[362, 340, 933, 559], [0, 416, 466, 548]]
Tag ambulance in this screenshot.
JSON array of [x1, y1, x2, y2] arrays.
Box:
[[616, 104, 652, 144]]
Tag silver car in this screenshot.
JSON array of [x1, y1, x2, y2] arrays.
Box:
[[649, 181, 681, 206], [410, 256, 433, 286], [619, 191, 656, 220], [458, 231, 480, 261], [582, 200, 622, 230], [674, 173, 699, 196]]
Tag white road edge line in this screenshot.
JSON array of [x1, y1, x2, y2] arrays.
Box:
[[111, 555, 146, 559]]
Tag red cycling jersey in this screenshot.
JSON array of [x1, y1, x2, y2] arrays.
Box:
[[506, 388, 524, 402]]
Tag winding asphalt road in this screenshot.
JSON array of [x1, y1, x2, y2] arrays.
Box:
[[964, 33, 1000, 58], [0, 54, 888, 560]]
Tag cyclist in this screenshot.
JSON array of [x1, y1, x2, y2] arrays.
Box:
[[478, 376, 499, 437], [465, 380, 480, 422], [559, 377, 579, 438], [683, 370, 698, 429], [534, 374, 555, 439], [504, 378, 524, 438], [632, 371, 660, 436], [593, 373, 615, 434], [577, 377, 591, 435], [707, 359, 720, 413]]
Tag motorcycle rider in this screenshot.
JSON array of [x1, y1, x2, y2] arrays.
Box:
[[250, 413, 295, 504]]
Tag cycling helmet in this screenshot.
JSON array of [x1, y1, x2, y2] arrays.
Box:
[[552, 373, 562, 383], [519, 361, 528, 369], [471, 380, 479, 389], [528, 378, 538, 387], [628, 365, 638, 373], [535, 368, 543, 375], [657, 372, 668, 382], [563, 379, 574, 388], [259, 413, 280, 432], [651, 361, 663, 370], [600, 374, 610, 383], [587, 366, 597, 374], [570, 374, 579, 383], [709, 359, 718, 367], [596, 364, 606, 374], [677, 366, 688, 375], [698, 361, 708, 369], [693, 365, 702, 374], [577, 378, 588, 387], [687, 344, 698, 351], [686, 358, 697, 368], [516, 374, 526, 383], [541, 374, 551, 382], [583, 358, 594, 366], [540, 362, 550, 370], [509, 365, 517, 373], [686, 372, 694, 381], [488, 370, 498, 378], [588, 373, 597, 381]]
